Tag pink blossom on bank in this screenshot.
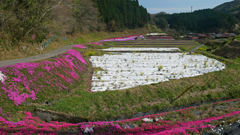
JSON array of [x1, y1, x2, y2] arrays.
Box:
[[88, 42, 103, 46], [66, 49, 87, 65], [0, 108, 239, 134], [73, 44, 87, 49], [31, 34, 36, 40], [99, 35, 143, 42], [0, 49, 87, 106]]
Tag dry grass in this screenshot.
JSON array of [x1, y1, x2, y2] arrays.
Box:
[[0, 28, 149, 61]]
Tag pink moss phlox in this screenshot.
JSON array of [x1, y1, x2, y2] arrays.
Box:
[[0, 48, 88, 107], [37, 72, 44, 78], [1, 109, 240, 134], [73, 44, 87, 48], [32, 34, 36, 40], [99, 35, 143, 42], [67, 71, 79, 80], [88, 42, 103, 46], [43, 64, 51, 72], [66, 49, 87, 65], [59, 55, 77, 70], [57, 58, 73, 70], [55, 73, 68, 82]]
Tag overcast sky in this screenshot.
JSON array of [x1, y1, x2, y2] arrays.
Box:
[[138, 0, 233, 14]]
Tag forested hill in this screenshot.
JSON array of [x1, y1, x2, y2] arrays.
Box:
[[94, 0, 150, 31], [155, 9, 237, 33], [0, 0, 149, 46], [213, 0, 240, 14]]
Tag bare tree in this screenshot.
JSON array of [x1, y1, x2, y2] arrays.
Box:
[[0, 0, 105, 46], [71, 0, 105, 32], [0, 0, 62, 43]]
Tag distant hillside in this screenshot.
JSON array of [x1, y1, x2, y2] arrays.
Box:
[[150, 12, 168, 18], [213, 0, 240, 14], [155, 9, 238, 33]]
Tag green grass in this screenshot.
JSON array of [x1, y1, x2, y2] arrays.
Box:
[[179, 45, 200, 51], [73, 37, 85, 44], [179, 47, 188, 51], [197, 45, 208, 51], [2, 41, 240, 122], [37, 51, 240, 121]]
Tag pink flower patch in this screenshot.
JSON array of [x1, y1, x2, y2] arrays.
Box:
[[74, 44, 87, 49], [66, 49, 87, 65], [56, 73, 68, 82]]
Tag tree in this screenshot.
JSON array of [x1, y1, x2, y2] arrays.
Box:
[[155, 9, 238, 33], [155, 18, 168, 29], [94, 0, 149, 30], [0, 0, 62, 43]]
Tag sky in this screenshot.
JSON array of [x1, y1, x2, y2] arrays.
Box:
[[138, 0, 233, 14]]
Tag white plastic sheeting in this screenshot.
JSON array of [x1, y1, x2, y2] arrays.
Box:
[[0, 71, 6, 83], [101, 47, 181, 52], [90, 53, 225, 92]]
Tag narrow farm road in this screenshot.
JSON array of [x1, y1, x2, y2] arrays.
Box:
[[0, 45, 74, 68]]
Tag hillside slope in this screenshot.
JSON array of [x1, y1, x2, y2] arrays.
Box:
[[213, 39, 240, 58], [213, 0, 240, 14], [155, 9, 237, 33]]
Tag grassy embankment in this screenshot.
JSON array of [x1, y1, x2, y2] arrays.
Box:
[[113, 40, 200, 51], [0, 28, 148, 61], [1, 37, 240, 124], [37, 46, 240, 121]]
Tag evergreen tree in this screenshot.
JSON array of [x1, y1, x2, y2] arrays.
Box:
[[155, 9, 238, 33], [94, 0, 149, 30]]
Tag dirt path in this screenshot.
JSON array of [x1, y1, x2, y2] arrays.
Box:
[[0, 45, 74, 68]]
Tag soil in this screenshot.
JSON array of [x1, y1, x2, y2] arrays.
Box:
[[213, 39, 240, 59]]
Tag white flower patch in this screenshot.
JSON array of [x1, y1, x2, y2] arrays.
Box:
[[84, 127, 94, 134], [101, 47, 181, 52], [90, 52, 225, 92], [142, 118, 153, 122], [0, 71, 6, 83]]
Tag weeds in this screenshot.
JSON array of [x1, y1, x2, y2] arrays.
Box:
[[158, 65, 163, 71]]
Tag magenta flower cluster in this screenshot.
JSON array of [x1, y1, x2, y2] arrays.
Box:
[[0, 49, 87, 106], [99, 35, 143, 42], [73, 44, 87, 49], [74, 35, 143, 49], [88, 42, 103, 46]]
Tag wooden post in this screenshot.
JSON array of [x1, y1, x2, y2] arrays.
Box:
[[171, 85, 194, 103]]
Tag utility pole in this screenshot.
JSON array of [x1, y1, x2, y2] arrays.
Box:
[[191, 6, 192, 13]]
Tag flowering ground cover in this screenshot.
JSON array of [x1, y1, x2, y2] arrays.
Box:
[[0, 44, 108, 122], [38, 50, 240, 123], [99, 35, 143, 42], [74, 44, 88, 49], [1, 39, 240, 134], [0, 98, 240, 134]]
